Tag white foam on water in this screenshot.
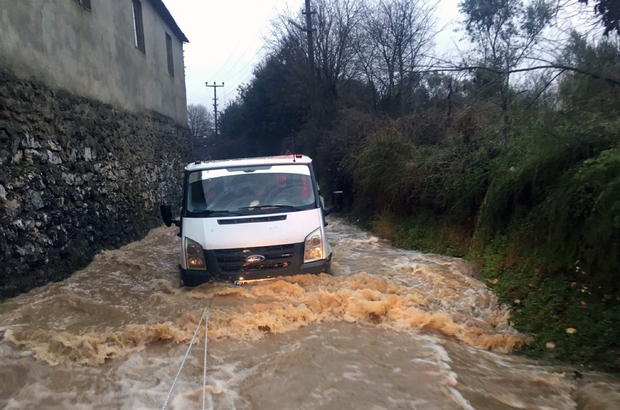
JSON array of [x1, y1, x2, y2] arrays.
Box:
[[449, 387, 477, 410], [1, 219, 620, 409]]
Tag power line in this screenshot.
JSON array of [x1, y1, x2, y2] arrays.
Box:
[[217, 36, 266, 81], [225, 46, 267, 83], [206, 0, 287, 110], [210, 39, 250, 81], [212, 0, 284, 81], [219, 45, 269, 105]]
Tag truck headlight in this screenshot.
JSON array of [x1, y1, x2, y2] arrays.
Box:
[[185, 237, 206, 270], [304, 228, 323, 263]]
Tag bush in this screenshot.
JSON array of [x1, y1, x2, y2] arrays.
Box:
[[339, 103, 620, 371], [536, 149, 620, 294], [350, 127, 456, 217]]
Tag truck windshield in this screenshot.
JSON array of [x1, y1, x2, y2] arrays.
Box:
[[185, 164, 317, 215]]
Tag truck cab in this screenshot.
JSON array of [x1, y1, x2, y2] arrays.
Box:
[[161, 155, 342, 286]]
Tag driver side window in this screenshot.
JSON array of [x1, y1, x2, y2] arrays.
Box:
[[188, 181, 207, 212], [269, 174, 312, 206]]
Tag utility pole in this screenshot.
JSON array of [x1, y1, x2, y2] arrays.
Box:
[[205, 82, 224, 136], [303, 0, 316, 106]]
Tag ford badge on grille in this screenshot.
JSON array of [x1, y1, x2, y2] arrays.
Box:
[[245, 255, 266, 263]]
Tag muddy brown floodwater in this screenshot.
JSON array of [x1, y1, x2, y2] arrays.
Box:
[[1, 218, 619, 409]]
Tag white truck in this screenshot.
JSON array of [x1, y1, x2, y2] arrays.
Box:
[[160, 154, 342, 286]]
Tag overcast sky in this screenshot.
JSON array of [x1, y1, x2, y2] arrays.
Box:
[[164, 0, 464, 109], [164, 0, 592, 110]]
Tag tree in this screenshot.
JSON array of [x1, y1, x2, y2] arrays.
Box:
[[187, 104, 213, 139], [579, 0, 620, 36], [558, 31, 620, 111], [313, 0, 365, 101], [271, 0, 365, 114], [355, 0, 436, 115], [459, 0, 556, 135], [218, 45, 309, 159]]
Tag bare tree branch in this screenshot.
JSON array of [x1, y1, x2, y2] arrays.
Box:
[[187, 104, 214, 139], [416, 64, 620, 86]]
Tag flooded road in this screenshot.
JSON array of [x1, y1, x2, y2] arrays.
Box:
[[1, 218, 619, 409]]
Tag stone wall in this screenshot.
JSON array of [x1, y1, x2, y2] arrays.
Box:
[[0, 69, 193, 299]]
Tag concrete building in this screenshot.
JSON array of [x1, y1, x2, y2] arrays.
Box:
[[0, 1, 193, 298], [0, 0, 189, 124]]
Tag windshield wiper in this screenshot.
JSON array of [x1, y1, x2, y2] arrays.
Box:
[[237, 204, 301, 211]]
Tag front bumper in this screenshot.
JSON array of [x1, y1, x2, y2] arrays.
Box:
[[179, 267, 217, 287], [180, 252, 332, 286]]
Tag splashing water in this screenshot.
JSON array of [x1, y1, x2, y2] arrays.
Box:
[[0, 218, 618, 409]]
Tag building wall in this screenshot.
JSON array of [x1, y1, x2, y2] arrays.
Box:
[[0, 0, 188, 125], [0, 69, 193, 299]]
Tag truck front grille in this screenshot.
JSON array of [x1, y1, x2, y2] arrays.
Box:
[[213, 244, 296, 273]]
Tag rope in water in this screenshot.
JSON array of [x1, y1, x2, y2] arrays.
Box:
[[202, 309, 209, 410], [162, 307, 209, 410]]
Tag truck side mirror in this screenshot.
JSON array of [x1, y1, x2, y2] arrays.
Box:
[[332, 191, 343, 213], [323, 191, 344, 217], [160, 204, 180, 227]]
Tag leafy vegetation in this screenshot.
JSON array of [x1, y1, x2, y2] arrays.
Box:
[[209, 0, 620, 371]]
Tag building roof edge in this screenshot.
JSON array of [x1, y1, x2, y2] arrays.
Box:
[[148, 0, 189, 43]]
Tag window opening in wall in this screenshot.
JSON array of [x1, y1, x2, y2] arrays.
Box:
[[132, 0, 145, 53], [166, 33, 174, 77], [74, 0, 91, 11]]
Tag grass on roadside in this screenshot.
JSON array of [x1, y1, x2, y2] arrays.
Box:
[[358, 212, 620, 373]]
